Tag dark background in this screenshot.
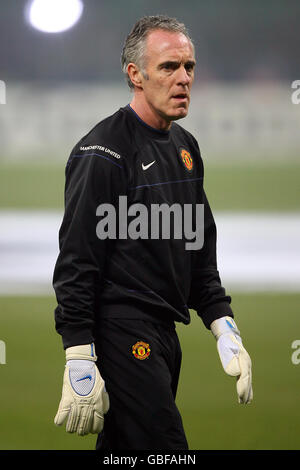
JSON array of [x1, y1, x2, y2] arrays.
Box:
[[1, 0, 300, 82]]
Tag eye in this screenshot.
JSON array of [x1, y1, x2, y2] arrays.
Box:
[[185, 63, 195, 73], [160, 62, 179, 72], [163, 63, 176, 71]]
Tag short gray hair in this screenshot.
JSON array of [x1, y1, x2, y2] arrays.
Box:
[[121, 15, 194, 90]]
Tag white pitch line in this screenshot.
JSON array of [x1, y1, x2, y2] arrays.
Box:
[[0, 210, 300, 294]]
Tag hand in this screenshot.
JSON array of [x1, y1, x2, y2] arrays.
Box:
[[210, 316, 253, 404], [54, 344, 110, 435]]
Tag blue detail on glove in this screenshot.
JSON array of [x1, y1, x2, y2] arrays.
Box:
[[76, 375, 92, 382], [226, 319, 234, 329]]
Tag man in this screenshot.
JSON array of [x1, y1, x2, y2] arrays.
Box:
[[53, 15, 253, 450]]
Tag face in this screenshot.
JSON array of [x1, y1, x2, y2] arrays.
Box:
[[134, 30, 196, 128]]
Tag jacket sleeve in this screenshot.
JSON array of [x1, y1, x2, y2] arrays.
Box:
[[53, 146, 128, 349], [187, 188, 233, 329]]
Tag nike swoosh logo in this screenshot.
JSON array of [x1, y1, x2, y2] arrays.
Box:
[[142, 161, 156, 170], [76, 375, 92, 382]]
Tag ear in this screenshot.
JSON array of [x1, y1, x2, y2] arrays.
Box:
[[127, 63, 144, 89]]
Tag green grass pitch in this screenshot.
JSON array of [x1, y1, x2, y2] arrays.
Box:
[[0, 159, 299, 449], [0, 293, 299, 450], [0, 161, 299, 211]]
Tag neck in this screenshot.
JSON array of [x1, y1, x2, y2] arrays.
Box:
[[130, 94, 172, 131]]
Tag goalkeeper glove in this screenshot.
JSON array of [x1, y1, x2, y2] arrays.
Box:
[[210, 316, 253, 404], [54, 343, 109, 435]]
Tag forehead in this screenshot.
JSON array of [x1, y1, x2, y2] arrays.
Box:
[[145, 30, 194, 63]]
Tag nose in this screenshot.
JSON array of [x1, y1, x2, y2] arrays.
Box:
[[176, 65, 191, 86]]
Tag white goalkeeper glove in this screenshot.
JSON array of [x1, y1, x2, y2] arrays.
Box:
[[210, 316, 253, 404], [54, 343, 110, 435]]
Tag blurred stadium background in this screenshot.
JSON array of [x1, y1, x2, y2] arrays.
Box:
[[0, 0, 299, 450]]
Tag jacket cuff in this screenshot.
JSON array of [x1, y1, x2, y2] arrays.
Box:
[[59, 326, 95, 350], [198, 301, 234, 330]]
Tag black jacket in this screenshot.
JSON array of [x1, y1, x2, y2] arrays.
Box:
[[53, 105, 233, 349]]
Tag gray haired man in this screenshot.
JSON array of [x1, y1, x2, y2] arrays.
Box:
[[53, 15, 253, 450]]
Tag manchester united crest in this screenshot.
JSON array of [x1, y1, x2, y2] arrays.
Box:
[[179, 148, 193, 172], [132, 341, 151, 360]]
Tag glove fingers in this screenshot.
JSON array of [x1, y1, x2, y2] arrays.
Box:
[[237, 375, 252, 403], [92, 390, 110, 433], [55, 362, 110, 436], [237, 350, 253, 404], [241, 384, 253, 404], [54, 406, 70, 427], [66, 404, 80, 433], [54, 394, 71, 426], [102, 390, 110, 415], [214, 326, 253, 405], [76, 387, 110, 435], [223, 344, 253, 404], [78, 405, 93, 436], [92, 410, 105, 434]]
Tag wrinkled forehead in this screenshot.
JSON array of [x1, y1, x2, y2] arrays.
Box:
[[144, 30, 195, 65]]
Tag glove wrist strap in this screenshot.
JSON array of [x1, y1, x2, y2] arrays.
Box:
[[210, 316, 240, 340], [65, 343, 97, 362]]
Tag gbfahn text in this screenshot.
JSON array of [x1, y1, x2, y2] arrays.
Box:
[[148, 454, 196, 464]]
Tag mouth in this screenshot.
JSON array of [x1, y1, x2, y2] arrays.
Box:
[[172, 93, 189, 102]]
